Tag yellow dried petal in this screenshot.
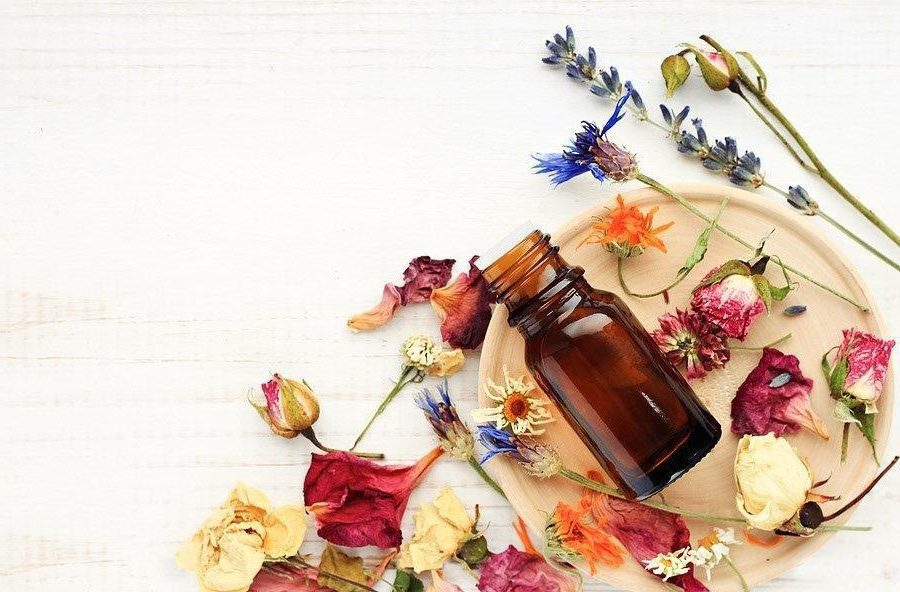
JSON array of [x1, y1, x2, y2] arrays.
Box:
[[262, 504, 308, 558], [397, 487, 474, 573], [428, 349, 465, 377]]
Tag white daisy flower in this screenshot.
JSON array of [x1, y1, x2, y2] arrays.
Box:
[[688, 527, 740, 581], [644, 548, 691, 581], [471, 365, 554, 435]]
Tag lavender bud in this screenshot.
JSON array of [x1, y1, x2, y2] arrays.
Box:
[[788, 185, 817, 214], [660, 104, 673, 125], [625, 81, 646, 116], [590, 84, 612, 98], [674, 106, 690, 128]]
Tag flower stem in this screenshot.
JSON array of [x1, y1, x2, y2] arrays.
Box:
[[299, 427, 384, 459], [724, 555, 751, 592], [559, 467, 747, 523], [730, 332, 792, 351], [350, 366, 419, 450], [635, 172, 870, 312], [701, 34, 900, 247], [616, 256, 689, 298], [816, 524, 872, 532], [815, 210, 900, 272], [468, 455, 509, 499]]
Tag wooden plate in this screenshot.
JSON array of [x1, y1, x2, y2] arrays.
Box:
[[477, 183, 892, 591]]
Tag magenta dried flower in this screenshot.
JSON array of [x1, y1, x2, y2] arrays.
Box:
[[691, 267, 765, 341], [653, 309, 730, 380], [731, 348, 829, 439]]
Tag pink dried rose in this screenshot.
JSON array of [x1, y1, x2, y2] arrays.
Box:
[[303, 446, 443, 548], [588, 472, 708, 592], [824, 328, 895, 460], [477, 545, 580, 592], [653, 308, 730, 380], [347, 256, 455, 331], [731, 347, 829, 440], [430, 257, 495, 350]]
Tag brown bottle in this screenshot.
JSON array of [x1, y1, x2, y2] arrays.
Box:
[[479, 225, 720, 500]]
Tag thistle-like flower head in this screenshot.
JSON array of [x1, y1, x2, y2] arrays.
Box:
[[476, 425, 562, 478], [652, 308, 730, 380], [533, 92, 638, 186], [416, 381, 475, 460]]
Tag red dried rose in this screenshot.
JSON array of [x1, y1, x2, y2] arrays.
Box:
[[303, 447, 443, 548], [731, 347, 829, 439], [347, 256, 455, 331], [477, 545, 580, 592], [588, 472, 708, 592], [430, 257, 495, 350]]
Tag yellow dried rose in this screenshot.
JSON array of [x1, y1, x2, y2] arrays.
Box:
[[176, 483, 307, 592], [397, 487, 476, 573], [733, 434, 812, 531]]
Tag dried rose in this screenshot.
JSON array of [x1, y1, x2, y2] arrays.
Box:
[[824, 329, 894, 459], [303, 447, 443, 548], [250, 374, 320, 438], [731, 348, 829, 439], [588, 472, 708, 592], [428, 571, 464, 592], [681, 45, 739, 91], [397, 487, 477, 573], [347, 256, 455, 331], [176, 483, 307, 592], [477, 545, 580, 592], [430, 257, 494, 350], [652, 308, 730, 380], [250, 565, 332, 592], [545, 494, 624, 574]]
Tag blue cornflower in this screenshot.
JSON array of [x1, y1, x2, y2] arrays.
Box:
[[416, 381, 474, 460], [476, 424, 562, 478], [533, 91, 638, 186]]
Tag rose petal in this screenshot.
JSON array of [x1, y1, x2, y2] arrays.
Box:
[[691, 271, 765, 341], [262, 505, 307, 559], [303, 447, 443, 548], [477, 546, 580, 592], [250, 565, 331, 592], [838, 328, 895, 404], [347, 285, 402, 332], [588, 472, 708, 592], [430, 257, 494, 350], [731, 347, 828, 439]]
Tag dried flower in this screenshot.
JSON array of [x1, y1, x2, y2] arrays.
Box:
[[347, 256, 454, 331], [430, 257, 495, 350], [472, 366, 554, 435], [687, 528, 739, 581], [397, 487, 477, 573], [676, 118, 765, 189], [580, 194, 674, 258], [429, 571, 463, 592], [589, 475, 708, 592], [675, 46, 739, 92], [731, 348, 829, 439], [824, 328, 894, 460], [644, 549, 691, 581], [303, 447, 443, 548], [416, 382, 475, 460], [542, 26, 576, 65], [691, 262, 770, 341], [476, 424, 562, 479], [176, 483, 307, 592], [653, 308, 730, 379], [733, 434, 813, 531], [478, 545, 579, 592], [250, 565, 332, 592], [533, 92, 637, 185], [249, 374, 320, 438], [545, 495, 624, 574]]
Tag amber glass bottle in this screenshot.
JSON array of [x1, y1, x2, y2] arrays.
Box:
[[479, 225, 721, 500]]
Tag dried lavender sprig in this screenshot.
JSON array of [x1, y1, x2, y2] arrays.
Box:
[[542, 27, 899, 272]]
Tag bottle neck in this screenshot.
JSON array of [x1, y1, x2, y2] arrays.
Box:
[[482, 231, 588, 336]]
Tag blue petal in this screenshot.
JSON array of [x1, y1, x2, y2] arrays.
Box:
[[533, 153, 591, 185], [600, 89, 631, 137]]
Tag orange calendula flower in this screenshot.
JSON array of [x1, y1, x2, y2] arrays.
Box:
[[581, 194, 674, 257], [545, 494, 624, 574]]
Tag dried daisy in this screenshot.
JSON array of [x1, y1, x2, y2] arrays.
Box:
[[471, 366, 554, 435]]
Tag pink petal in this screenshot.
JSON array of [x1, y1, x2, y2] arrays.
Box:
[[731, 347, 828, 439], [250, 565, 332, 592], [430, 257, 494, 350], [691, 272, 765, 341], [477, 546, 580, 592], [838, 329, 895, 402]]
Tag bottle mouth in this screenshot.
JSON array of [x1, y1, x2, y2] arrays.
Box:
[[474, 221, 539, 273]]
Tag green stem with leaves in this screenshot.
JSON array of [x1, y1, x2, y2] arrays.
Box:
[[701, 34, 900, 247], [351, 365, 422, 450], [635, 172, 870, 312]]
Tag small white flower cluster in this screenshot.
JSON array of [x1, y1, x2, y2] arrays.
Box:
[[644, 528, 739, 582], [401, 334, 439, 370]]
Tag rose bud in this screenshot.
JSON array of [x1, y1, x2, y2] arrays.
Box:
[[683, 45, 738, 91], [691, 255, 791, 341]]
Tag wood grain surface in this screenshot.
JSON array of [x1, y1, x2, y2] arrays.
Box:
[[0, 1, 897, 591]]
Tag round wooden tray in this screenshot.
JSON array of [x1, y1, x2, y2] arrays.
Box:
[[477, 184, 892, 591]]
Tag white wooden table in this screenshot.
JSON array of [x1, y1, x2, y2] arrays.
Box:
[[1, 2, 897, 590]]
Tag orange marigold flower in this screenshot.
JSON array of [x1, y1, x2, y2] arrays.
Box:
[[545, 494, 624, 574], [580, 194, 674, 257]]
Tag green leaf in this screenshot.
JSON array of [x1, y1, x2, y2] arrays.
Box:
[[661, 54, 691, 98], [692, 259, 750, 292], [769, 282, 792, 302], [678, 199, 728, 277], [821, 346, 837, 383], [457, 535, 490, 568], [829, 358, 850, 399], [736, 51, 767, 93], [854, 408, 879, 464], [832, 399, 861, 425], [752, 275, 773, 312], [392, 571, 424, 592]]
